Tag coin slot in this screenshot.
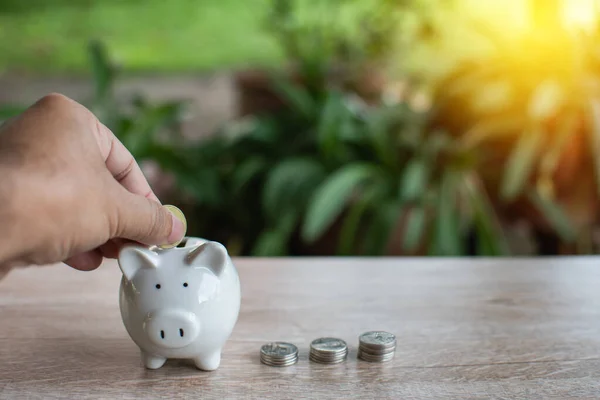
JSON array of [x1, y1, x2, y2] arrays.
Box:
[[160, 330, 165, 339], [176, 239, 188, 248], [179, 328, 184, 337]]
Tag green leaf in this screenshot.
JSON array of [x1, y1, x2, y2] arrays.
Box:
[[188, 136, 229, 165], [144, 142, 192, 175], [121, 102, 186, 155], [337, 185, 387, 255], [387, 103, 428, 152], [88, 40, 114, 103], [246, 118, 279, 144], [501, 126, 544, 201], [252, 231, 288, 256], [366, 107, 398, 169], [270, 74, 315, 119], [402, 207, 427, 252], [338, 116, 362, 143], [424, 131, 452, 158], [362, 201, 402, 256], [430, 170, 462, 256], [526, 189, 576, 243], [177, 169, 222, 207], [528, 80, 563, 121], [470, 80, 513, 114], [317, 90, 343, 156], [262, 158, 326, 221], [231, 158, 268, 195], [464, 176, 509, 255], [252, 211, 297, 256], [399, 158, 429, 202], [461, 116, 524, 149], [302, 163, 382, 242], [0, 105, 26, 121], [539, 111, 578, 180], [110, 116, 134, 141]]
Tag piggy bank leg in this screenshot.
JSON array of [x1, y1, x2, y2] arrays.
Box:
[[141, 351, 167, 369], [193, 350, 221, 371]]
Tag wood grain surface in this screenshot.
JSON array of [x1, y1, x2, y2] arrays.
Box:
[[1, 258, 600, 399]]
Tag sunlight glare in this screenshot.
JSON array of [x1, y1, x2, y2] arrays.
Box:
[[562, 0, 598, 30]]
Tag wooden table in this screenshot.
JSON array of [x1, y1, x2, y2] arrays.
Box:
[[1, 258, 600, 399]]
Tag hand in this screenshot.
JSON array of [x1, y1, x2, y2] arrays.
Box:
[[0, 93, 185, 272]]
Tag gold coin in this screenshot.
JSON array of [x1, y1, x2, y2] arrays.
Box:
[[159, 205, 187, 249]]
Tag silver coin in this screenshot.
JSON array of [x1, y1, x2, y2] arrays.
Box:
[[358, 344, 397, 355], [260, 354, 298, 365], [309, 350, 347, 358], [260, 342, 298, 358], [357, 350, 395, 363], [310, 337, 347, 353], [309, 352, 347, 361], [358, 349, 396, 359], [260, 357, 298, 367], [260, 354, 298, 363], [309, 337, 348, 364], [359, 331, 396, 348], [358, 355, 395, 363], [310, 347, 347, 357], [358, 356, 394, 363], [260, 352, 298, 362], [260, 342, 299, 367], [309, 354, 346, 364]]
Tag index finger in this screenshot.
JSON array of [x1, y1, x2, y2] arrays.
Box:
[[95, 120, 160, 202]]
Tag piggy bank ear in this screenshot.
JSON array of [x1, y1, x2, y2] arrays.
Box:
[[118, 246, 159, 281], [182, 237, 207, 247], [185, 241, 228, 277]]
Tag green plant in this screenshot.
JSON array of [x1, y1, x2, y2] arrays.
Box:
[[267, 0, 399, 64], [263, 0, 412, 90], [177, 75, 510, 256], [0, 39, 518, 256], [0, 41, 189, 169], [428, 7, 600, 251], [86, 41, 189, 162]]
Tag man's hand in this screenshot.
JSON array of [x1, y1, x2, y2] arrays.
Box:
[[0, 93, 185, 272]]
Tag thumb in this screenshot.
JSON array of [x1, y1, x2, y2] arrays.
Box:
[[113, 191, 185, 246]]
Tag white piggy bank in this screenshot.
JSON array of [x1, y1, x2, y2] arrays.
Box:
[[117, 237, 241, 371]]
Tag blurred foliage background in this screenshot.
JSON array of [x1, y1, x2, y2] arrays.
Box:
[[2, 0, 600, 256]]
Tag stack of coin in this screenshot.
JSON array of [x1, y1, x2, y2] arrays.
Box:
[[357, 331, 396, 363], [260, 342, 299, 367], [309, 337, 348, 364]]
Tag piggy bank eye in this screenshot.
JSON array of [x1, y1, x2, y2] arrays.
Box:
[[183, 282, 188, 288], [155, 284, 161, 289]]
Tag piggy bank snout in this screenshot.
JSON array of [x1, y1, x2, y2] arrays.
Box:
[[144, 309, 199, 349]]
